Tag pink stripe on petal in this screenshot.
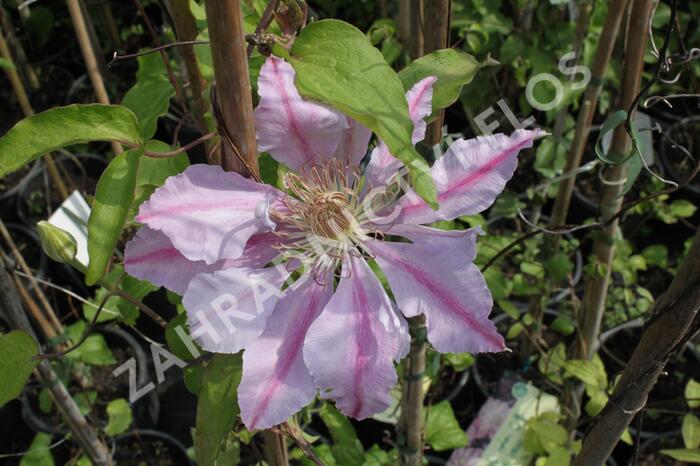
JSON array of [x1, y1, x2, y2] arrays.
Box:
[[406, 76, 438, 144], [364, 77, 437, 188], [136, 164, 285, 265], [125, 227, 227, 294], [182, 265, 290, 354], [333, 116, 371, 168], [394, 129, 543, 224], [366, 237, 504, 354], [239, 277, 332, 430], [255, 57, 347, 171], [304, 256, 408, 419]]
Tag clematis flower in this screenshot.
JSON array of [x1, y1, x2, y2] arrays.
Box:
[[124, 56, 542, 430]]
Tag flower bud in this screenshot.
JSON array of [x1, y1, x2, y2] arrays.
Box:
[[276, 0, 307, 37], [37, 221, 78, 264]]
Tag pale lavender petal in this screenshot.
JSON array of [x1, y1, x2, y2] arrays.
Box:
[[363, 76, 437, 188], [255, 56, 347, 171], [363, 142, 402, 192], [182, 265, 290, 354], [333, 116, 371, 168], [406, 76, 438, 144], [383, 223, 482, 260], [136, 164, 285, 265], [365, 236, 504, 354], [303, 256, 408, 419], [239, 277, 332, 430], [124, 226, 223, 295], [393, 129, 544, 224], [223, 231, 291, 269]]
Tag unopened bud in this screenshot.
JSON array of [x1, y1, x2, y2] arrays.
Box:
[[276, 0, 307, 37], [37, 221, 77, 264]]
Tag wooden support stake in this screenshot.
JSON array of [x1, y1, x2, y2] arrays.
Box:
[[205, 0, 258, 177], [546, 0, 631, 236], [574, 0, 653, 362], [422, 0, 451, 147], [574, 228, 700, 465], [65, 0, 123, 155]]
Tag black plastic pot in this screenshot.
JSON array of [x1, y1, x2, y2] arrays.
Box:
[[4, 222, 49, 280], [101, 326, 160, 428], [21, 325, 159, 435], [658, 116, 700, 202], [112, 429, 193, 465]]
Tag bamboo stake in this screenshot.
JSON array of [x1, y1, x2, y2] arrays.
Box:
[[0, 28, 70, 200], [397, 0, 410, 49], [204, 1, 285, 463], [400, 316, 427, 466], [205, 0, 258, 176], [0, 264, 113, 466], [0, 7, 39, 89], [408, 0, 424, 60], [0, 219, 64, 336], [164, 0, 212, 138], [546, 0, 631, 237], [574, 0, 652, 362], [65, 0, 122, 155], [422, 0, 451, 147], [573, 226, 700, 465]]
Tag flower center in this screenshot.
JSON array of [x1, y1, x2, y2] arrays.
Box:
[[305, 191, 354, 240], [270, 160, 370, 277], [280, 160, 361, 241]]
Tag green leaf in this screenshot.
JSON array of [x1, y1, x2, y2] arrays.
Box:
[[282, 19, 437, 208], [594, 110, 630, 165], [528, 418, 568, 453], [546, 253, 573, 283], [684, 414, 700, 449], [69, 333, 117, 366], [444, 352, 475, 371], [425, 400, 468, 451], [670, 199, 697, 219], [0, 104, 141, 178], [0, 57, 16, 70], [86, 148, 143, 285], [660, 449, 700, 463], [550, 315, 575, 336], [319, 403, 364, 466], [83, 265, 157, 324], [564, 359, 606, 388], [642, 244, 668, 268], [620, 148, 642, 196], [216, 433, 241, 466], [544, 446, 570, 466], [137, 140, 189, 187], [73, 390, 97, 416], [687, 379, 700, 408], [104, 398, 133, 436], [196, 353, 243, 466], [122, 54, 176, 140], [362, 445, 398, 466], [398, 49, 491, 117], [20, 433, 54, 466], [0, 330, 40, 408]]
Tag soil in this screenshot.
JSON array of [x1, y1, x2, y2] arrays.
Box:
[[600, 327, 700, 433], [113, 436, 188, 466], [661, 118, 700, 190]]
